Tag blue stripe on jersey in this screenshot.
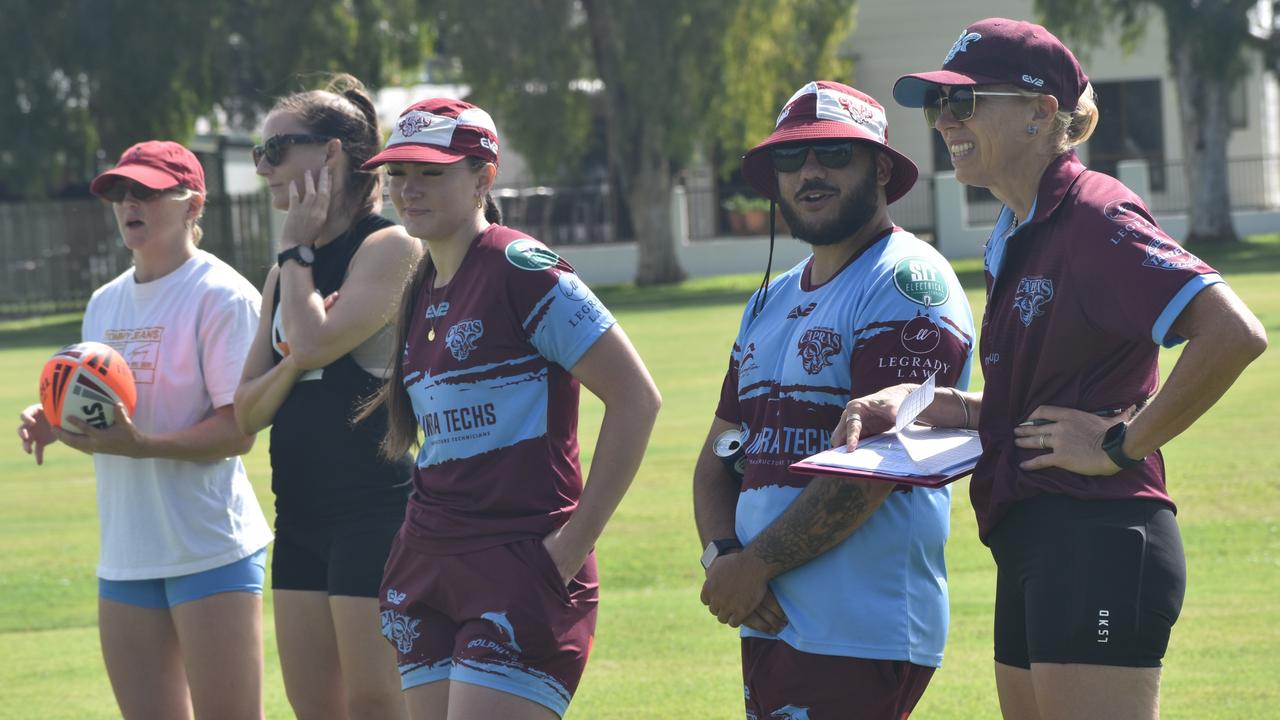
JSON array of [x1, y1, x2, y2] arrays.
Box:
[[1152, 273, 1223, 347], [525, 273, 617, 371], [407, 359, 551, 468]]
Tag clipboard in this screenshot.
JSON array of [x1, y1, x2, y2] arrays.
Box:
[[788, 458, 975, 488], [789, 425, 983, 488]]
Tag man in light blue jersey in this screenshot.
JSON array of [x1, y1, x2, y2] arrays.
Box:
[[693, 81, 976, 719]]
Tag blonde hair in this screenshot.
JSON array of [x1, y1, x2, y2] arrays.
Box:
[[1050, 83, 1099, 153], [169, 187, 207, 245]]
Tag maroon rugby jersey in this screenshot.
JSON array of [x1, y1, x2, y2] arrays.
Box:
[[399, 225, 617, 554], [974, 151, 1223, 540]]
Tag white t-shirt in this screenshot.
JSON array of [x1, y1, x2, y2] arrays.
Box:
[[82, 250, 273, 581]]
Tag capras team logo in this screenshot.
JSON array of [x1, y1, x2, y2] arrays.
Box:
[[380, 609, 421, 654], [386, 588, 407, 606], [901, 313, 942, 354], [771, 705, 811, 720], [1013, 276, 1055, 327], [1143, 237, 1200, 271], [445, 319, 484, 361], [797, 326, 842, 375], [944, 30, 983, 64], [836, 94, 876, 126], [397, 112, 434, 137]]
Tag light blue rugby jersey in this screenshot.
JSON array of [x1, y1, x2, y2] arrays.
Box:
[[716, 228, 975, 667]]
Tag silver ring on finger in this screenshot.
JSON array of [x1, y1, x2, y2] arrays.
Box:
[[1039, 434, 1047, 450], [848, 412, 861, 423]]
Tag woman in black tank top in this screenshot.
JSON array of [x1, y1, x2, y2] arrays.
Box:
[[234, 75, 421, 720]]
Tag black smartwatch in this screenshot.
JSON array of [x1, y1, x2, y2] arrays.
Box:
[[700, 538, 743, 569], [1101, 421, 1145, 469], [277, 245, 315, 268]]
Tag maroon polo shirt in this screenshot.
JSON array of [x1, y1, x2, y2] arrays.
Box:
[[974, 151, 1223, 541]]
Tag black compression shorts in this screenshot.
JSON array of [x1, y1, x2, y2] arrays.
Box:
[[988, 494, 1186, 668], [272, 512, 404, 597]]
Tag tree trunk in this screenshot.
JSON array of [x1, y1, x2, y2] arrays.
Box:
[[1171, 40, 1239, 244], [582, 0, 687, 284], [627, 144, 686, 286]]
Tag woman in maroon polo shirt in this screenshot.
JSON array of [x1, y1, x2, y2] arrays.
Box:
[[831, 17, 1267, 720]]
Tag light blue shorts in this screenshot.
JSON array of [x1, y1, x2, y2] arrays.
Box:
[[98, 547, 267, 609]]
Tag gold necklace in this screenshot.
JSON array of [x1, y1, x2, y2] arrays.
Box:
[[426, 267, 437, 342]]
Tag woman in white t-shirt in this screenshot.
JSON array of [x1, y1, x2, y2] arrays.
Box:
[[16, 141, 272, 720]]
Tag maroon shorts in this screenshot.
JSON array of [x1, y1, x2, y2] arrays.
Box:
[[379, 534, 598, 717], [742, 638, 935, 720]]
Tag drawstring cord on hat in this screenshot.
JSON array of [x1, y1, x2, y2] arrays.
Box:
[[751, 200, 777, 319]]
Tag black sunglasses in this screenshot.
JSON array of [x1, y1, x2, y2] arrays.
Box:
[[100, 181, 174, 204], [922, 87, 1028, 127], [252, 133, 331, 167], [770, 141, 856, 173]]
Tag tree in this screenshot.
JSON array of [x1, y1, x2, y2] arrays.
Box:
[[432, 0, 856, 285], [0, 0, 432, 199], [1037, 0, 1264, 245]]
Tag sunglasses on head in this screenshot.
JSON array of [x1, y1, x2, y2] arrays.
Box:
[[922, 87, 1029, 127], [252, 133, 331, 167], [100, 181, 175, 204], [770, 141, 856, 173]]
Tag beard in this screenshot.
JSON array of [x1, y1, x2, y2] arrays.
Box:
[[777, 161, 880, 247]]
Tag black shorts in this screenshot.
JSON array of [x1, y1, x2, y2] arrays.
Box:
[[988, 494, 1186, 668], [272, 512, 404, 597]]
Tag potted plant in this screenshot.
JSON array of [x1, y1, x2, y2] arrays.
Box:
[[722, 194, 773, 235]]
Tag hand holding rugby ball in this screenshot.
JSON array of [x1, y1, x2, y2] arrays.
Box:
[[39, 342, 137, 433]]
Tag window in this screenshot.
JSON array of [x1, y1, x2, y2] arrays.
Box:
[[1089, 79, 1167, 191]]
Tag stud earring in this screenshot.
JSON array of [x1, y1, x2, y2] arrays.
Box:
[[1027, 125, 1039, 136]]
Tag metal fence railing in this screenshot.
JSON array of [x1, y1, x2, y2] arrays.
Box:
[[0, 192, 275, 319]]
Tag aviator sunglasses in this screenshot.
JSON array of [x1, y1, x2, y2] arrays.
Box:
[[252, 133, 331, 167], [770, 141, 856, 173], [923, 87, 1028, 127], [100, 181, 175, 204]]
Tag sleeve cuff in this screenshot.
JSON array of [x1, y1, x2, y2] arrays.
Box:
[[1152, 273, 1223, 347]]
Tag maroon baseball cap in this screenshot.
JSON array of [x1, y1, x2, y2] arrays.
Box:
[[90, 141, 206, 197], [363, 98, 500, 169], [893, 18, 1089, 112], [741, 81, 918, 204]]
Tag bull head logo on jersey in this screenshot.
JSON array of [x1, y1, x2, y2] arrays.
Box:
[[445, 319, 484, 361], [797, 327, 842, 375], [1013, 276, 1055, 327], [380, 609, 421, 654]]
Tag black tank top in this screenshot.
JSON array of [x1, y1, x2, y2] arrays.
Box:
[[269, 214, 412, 524]]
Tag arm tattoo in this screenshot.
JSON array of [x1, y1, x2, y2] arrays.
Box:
[[752, 476, 876, 574]]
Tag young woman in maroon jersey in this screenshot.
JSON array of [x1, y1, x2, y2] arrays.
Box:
[[357, 97, 661, 720], [832, 17, 1266, 720]]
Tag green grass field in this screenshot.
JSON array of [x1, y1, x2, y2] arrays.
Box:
[[1, 237, 1277, 719]]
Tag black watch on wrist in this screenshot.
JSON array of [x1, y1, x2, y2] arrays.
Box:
[[700, 538, 743, 569], [1101, 421, 1145, 469], [277, 245, 315, 268]]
